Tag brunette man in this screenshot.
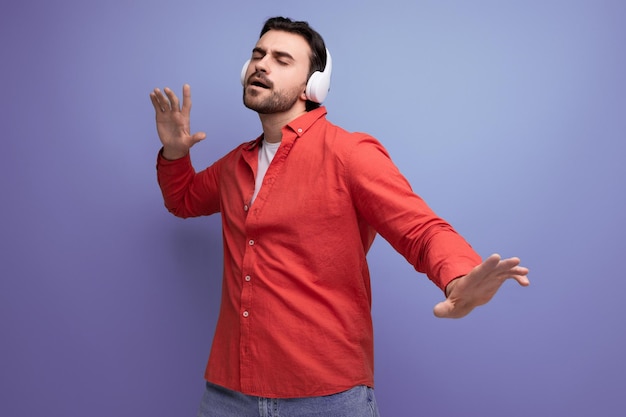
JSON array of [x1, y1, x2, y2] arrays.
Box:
[[150, 16, 529, 417]]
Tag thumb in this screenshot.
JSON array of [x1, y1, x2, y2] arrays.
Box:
[[433, 299, 474, 319], [433, 300, 453, 319], [191, 131, 207, 145]]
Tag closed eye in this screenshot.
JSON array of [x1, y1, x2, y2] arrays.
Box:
[[251, 47, 294, 66], [251, 47, 265, 61], [274, 51, 294, 65]]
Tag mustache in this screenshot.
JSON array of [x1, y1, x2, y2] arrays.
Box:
[[248, 72, 274, 89]]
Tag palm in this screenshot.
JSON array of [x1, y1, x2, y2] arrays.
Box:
[[149, 84, 206, 159], [155, 107, 192, 146]]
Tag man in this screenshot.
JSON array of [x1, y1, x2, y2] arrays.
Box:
[[150, 16, 529, 417]]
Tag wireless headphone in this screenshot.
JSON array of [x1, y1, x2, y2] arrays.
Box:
[[240, 48, 332, 104]]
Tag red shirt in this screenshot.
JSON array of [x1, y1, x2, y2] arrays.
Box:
[[156, 107, 481, 398]]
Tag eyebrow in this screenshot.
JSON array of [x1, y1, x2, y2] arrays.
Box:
[[252, 47, 295, 61]]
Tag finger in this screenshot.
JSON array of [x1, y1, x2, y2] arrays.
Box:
[[470, 253, 501, 278], [495, 262, 528, 281], [485, 253, 502, 268], [149, 91, 162, 112], [508, 273, 530, 287], [151, 88, 170, 112], [496, 256, 521, 270], [509, 265, 529, 276], [181, 84, 192, 113], [164, 87, 180, 112]]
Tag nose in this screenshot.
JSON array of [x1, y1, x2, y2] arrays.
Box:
[[254, 55, 270, 73]]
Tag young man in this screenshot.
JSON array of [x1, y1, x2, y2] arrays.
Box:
[[150, 16, 529, 417]]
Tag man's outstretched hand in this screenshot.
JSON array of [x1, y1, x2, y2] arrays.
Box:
[[434, 254, 530, 319], [149, 84, 206, 160]]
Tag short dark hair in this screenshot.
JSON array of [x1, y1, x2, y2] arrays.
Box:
[[260, 17, 327, 111]]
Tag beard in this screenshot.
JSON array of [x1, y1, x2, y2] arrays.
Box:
[[243, 83, 304, 114]]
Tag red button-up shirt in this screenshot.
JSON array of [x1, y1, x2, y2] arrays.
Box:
[[156, 107, 481, 398]]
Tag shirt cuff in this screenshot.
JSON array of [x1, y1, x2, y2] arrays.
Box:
[[156, 148, 192, 168]]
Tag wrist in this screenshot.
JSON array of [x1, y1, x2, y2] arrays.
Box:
[[445, 277, 462, 297], [161, 147, 188, 161]]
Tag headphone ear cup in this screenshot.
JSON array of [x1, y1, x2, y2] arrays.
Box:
[[305, 72, 328, 103], [305, 49, 332, 103], [240, 59, 251, 86]]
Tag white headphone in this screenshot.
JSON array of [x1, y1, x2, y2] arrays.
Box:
[[240, 48, 332, 104]]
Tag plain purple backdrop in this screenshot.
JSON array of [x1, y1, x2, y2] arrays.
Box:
[[1, 1, 625, 416]]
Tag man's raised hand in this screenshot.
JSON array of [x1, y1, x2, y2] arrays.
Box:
[[149, 84, 206, 160]]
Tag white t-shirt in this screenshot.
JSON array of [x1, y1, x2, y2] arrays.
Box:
[[251, 139, 281, 204]]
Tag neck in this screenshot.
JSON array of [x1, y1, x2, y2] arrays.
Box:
[[258, 106, 307, 143]]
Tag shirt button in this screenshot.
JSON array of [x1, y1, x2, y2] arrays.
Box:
[[248, 239, 255, 246], [245, 275, 251, 282], [244, 204, 249, 211], [242, 311, 249, 318], [297, 128, 303, 133]]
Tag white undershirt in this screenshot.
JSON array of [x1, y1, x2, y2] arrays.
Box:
[[251, 139, 281, 204]]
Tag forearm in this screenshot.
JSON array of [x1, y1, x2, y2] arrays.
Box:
[[410, 221, 482, 291], [156, 149, 219, 218]]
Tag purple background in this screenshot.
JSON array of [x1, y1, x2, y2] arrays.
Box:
[[2, 1, 625, 416]]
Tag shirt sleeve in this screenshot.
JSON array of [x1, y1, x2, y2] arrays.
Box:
[[345, 135, 482, 291], [156, 149, 221, 218]]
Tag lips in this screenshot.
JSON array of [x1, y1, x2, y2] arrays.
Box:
[[248, 73, 272, 89]]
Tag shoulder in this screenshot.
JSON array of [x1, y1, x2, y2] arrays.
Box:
[[320, 119, 391, 162], [320, 119, 382, 150], [214, 137, 261, 162]]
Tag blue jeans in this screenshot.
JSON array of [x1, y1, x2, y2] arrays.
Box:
[[197, 381, 381, 417]]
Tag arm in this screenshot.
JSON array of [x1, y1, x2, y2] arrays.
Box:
[[346, 136, 529, 316], [151, 84, 219, 218], [346, 135, 481, 290], [156, 152, 221, 218]]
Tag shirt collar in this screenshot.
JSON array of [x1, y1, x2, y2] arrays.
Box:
[[244, 106, 328, 150], [284, 106, 327, 138]]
